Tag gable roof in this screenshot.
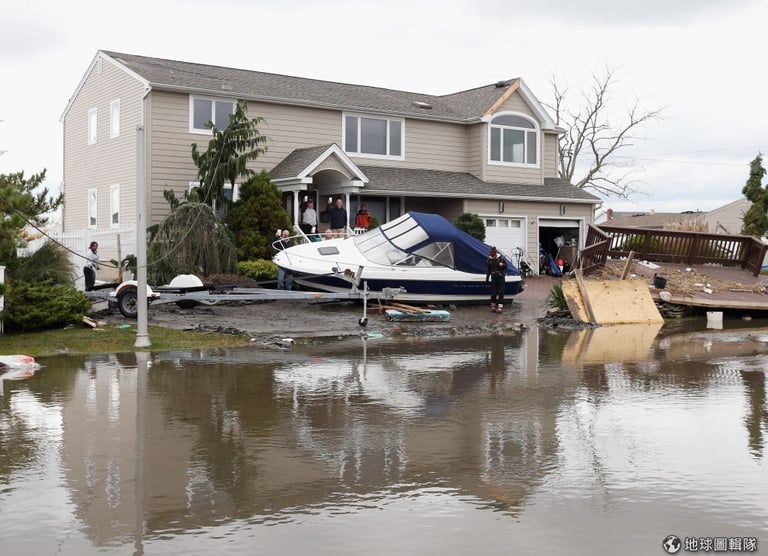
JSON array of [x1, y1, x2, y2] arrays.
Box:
[[270, 144, 368, 184], [80, 50, 558, 129]]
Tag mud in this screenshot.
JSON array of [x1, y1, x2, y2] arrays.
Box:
[[92, 277, 558, 346]]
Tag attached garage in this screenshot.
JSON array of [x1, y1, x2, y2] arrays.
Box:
[[482, 216, 525, 257], [538, 218, 582, 273]]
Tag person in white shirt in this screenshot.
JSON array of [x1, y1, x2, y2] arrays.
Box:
[[84, 241, 99, 291], [300, 199, 318, 234]]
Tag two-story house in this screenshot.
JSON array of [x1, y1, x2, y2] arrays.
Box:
[[61, 50, 600, 272]]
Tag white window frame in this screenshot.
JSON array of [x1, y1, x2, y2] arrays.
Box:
[[188, 181, 240, 207], [110, 184, 120, 228], [342, 113, 405, 160], [189, 96, 235, 135], [110, 99, 120, 138], [487, 112, 540, 168], [88, 108, 98, 145], [88, 188, 97, 229]]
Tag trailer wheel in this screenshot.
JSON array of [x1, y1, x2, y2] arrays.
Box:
[[117, 287, 138, 319], [176, 300, 199, 310], [358, 317, 368, 327]]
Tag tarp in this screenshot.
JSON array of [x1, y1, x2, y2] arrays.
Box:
[[360, 212, 520, 276]]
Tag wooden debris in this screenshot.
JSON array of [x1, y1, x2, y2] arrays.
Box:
[[562, 279, 664, 325], [385, 302, 432, 314], [82, 316, 98, 328], [385, 309, 451, 322]]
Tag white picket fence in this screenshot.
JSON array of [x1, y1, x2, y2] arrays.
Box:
[[19, 224, 137, 290]]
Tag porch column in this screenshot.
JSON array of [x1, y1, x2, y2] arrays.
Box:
[[344, 192, 351, 231], [292, 193, 300, 231]]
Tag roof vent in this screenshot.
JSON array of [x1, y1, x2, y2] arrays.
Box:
[[221, 84, 233, 91], [412, 101, 433, 109], [495, 80, 509, 88]]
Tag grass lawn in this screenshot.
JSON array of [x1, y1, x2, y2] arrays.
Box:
[[0, 324, 253, 357]]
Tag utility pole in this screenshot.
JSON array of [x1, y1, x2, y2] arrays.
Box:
[[134, 125, 151, 347]]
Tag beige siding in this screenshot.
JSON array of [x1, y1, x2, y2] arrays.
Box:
[[313, 156, 352, 176], [467, 124, 483, 178], [254, 102, 341, 167], [348, 118, 468, 172], [146, 94, 342, 224], [542, 132, 559, 179], [145, 92, 478, 223], [62, 57, 144, 232]]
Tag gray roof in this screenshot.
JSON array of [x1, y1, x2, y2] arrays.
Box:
[[607, 211, 705, 228], [269, 144, 598, 203], [102, 51, 522, 123], [270, 145, 335, 180], [359, 166, 599, 203]]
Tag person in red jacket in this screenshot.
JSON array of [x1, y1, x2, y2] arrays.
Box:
[[355, 203, 371, 230]]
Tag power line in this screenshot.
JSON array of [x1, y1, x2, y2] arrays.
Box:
[[613, 156, 748, 166]]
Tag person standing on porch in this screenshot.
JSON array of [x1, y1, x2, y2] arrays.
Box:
[[485, 246, 507, 313], [300, 199, 318, 235], [328, 198, 348, 238], [355, 203, 371, 231]]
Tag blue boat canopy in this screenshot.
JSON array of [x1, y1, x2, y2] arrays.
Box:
[[353, 212, 520, 276]]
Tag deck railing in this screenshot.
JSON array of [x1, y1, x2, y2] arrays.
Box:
[[581, 224, 768, 276]]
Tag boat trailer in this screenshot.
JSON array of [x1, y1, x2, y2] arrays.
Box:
[[84, 266, 401, 327]]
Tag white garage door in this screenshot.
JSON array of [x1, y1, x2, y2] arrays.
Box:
[[483, 217, 525, 256]]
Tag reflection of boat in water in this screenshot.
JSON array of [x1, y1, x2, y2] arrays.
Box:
[[273, 211, 525, 303], [0, 355, 39, 390]]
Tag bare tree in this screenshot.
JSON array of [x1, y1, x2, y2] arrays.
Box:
[[546, 68, 664, 199]]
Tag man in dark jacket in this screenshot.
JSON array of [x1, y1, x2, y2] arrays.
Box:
[[485, 246, 507, 313], [274, 230, 293, 290], [328, 198, 348, 237]]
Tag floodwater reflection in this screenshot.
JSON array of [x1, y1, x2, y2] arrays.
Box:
[[0, 321, 767, 555]]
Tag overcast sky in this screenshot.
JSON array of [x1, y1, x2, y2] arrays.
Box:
[[2, 0, 766, 215]]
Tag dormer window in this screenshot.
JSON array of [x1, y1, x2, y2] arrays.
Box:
[[488, 113, 538, 166]]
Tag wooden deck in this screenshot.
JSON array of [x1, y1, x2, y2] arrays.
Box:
[[602, 259, 768, 313]]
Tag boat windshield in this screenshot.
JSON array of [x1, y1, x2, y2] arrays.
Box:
[[353, 216, 455, 268]]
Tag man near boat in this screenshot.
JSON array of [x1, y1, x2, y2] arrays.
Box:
[[486, 246, 507, 313]]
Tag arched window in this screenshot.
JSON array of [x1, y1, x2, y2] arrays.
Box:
[[488, 113, 538, 166]]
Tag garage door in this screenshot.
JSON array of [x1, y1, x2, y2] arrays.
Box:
[[483, 217, 524, 256]]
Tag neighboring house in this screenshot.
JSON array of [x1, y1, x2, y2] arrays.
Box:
[[704, 198, 749, 235], [602, 209, 707, 230], [61, 50, 600, 269]]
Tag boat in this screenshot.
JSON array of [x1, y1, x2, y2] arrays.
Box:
[[273, 211, 525, 303]]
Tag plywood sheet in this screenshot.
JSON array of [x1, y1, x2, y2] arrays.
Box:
[[561, 279, 664, 325]]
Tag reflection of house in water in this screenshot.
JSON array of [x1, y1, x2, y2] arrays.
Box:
[[270, 330, 574, 512], [57, 329, 579, 546], [53, 324, 768, 548]]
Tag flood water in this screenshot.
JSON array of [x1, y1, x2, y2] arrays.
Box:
[[1, 319, 767, 555]]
